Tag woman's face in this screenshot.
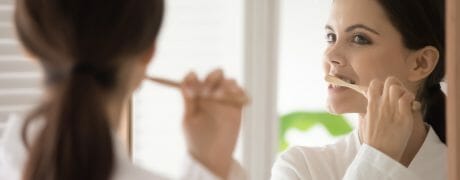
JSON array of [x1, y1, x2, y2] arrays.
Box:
[[324, 0, 415, 114]]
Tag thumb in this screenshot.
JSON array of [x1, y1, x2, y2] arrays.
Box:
[[181, 72, 199, 118]]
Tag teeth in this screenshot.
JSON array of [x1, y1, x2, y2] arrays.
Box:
[[328, 75, 356, 87], [330, 76, 356, 88], [341, 78, 355, 84]]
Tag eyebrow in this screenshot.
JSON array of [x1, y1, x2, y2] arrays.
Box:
[[325, 24, 381, 35]]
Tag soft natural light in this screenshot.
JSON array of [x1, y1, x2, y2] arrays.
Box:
[[132, 0, 243, 178]]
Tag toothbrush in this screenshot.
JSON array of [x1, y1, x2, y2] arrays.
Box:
[[145, 76, 249, 106], [325, 75, 421, 111], [146, 76, 181, 88]]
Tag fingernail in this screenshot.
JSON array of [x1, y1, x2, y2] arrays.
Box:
[[190, 72, 198, 80], [185, 72, 198, 82]]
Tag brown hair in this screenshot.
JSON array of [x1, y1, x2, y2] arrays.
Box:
[[377, 0, 446, 143], [14, 0, 164, 179]]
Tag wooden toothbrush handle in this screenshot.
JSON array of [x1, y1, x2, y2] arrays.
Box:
[[358, 85, 421, 111]]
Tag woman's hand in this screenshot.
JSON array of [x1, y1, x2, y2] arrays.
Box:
[[360, 77, 417, 162], [180, 69, 248, 178]]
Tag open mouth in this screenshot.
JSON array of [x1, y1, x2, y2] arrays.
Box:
[[329, 74, 356, 88]]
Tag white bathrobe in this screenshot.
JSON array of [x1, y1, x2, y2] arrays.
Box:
[[271, 126, 447, 180], [0, 115, 246, 180]]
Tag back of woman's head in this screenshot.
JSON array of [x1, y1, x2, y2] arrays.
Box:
[[14, 0, 164, 179], [377, 0, 446, 143]]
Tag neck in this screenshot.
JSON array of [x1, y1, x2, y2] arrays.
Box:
[[107, 93, 134, 153], [107, 93, 130, 131], [358, 111, 427, 167], [399, 111, 427, 166]]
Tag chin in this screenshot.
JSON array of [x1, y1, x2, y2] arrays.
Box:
[[327, 104, 349, 115], [326, 99, 366, 115]]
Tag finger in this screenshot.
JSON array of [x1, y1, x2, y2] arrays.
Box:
[[202, 69, 224, 97], [366, 79, 383, 131], [383, 77, 404, 116], [211, 81, 226, 101], [224, 79, 243, 94], [398, 91, 415, 124], [181, 72, 200, 117], [382, 77, 397, 105], [212, 79, 248, 106], [367, 79, 383, 99], [212, 80, 237, 100], [224, 79, 249, 104], [367, 79, 383, 111], [182, 72, 199, 98], [389, 85, 403, 112]]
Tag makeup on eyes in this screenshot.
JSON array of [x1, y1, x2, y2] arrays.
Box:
[[326, 33, 336, 44], [325, 24, 379, 45], [324, 31, 374, 46], [351, 32, 372, 45]]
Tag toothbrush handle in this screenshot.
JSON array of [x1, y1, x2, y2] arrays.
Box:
[[358, 85, 421, 111], [146, 76, 250, 106]]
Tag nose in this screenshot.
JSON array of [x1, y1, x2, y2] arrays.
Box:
[[324, 44, 347, 67]]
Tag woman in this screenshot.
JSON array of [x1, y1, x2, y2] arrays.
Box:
[[0, 0, 247, 179], [272, 0, 446, 179]]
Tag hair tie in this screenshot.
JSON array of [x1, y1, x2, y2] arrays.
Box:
[[71, 63, 114, 87], [72, 63, 99, 75]]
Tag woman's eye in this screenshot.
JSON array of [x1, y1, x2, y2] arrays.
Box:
[[326, 33, 336, 44], [352, 34, 371, 45]]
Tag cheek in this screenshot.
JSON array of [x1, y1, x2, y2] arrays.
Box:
[[323, 60, 331, 74], [351, 48, 408, 86]]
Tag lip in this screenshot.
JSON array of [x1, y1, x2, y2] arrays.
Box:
[[328, 84, 350, 93], [327, 73, 358, 93], [328, 74, 357, 85]]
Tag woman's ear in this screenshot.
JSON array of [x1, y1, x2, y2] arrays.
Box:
[[407, 46, 439, 82], [20, 45, 39, 64], [130, 45, 156, 93]]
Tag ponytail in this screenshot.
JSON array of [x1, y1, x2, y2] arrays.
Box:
[[14, 0, 165, 179], [22, 68, 115, 180], [422, 84, 446, 143]]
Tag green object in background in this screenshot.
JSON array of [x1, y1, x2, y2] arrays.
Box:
[[279, 112, 353, 152]]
